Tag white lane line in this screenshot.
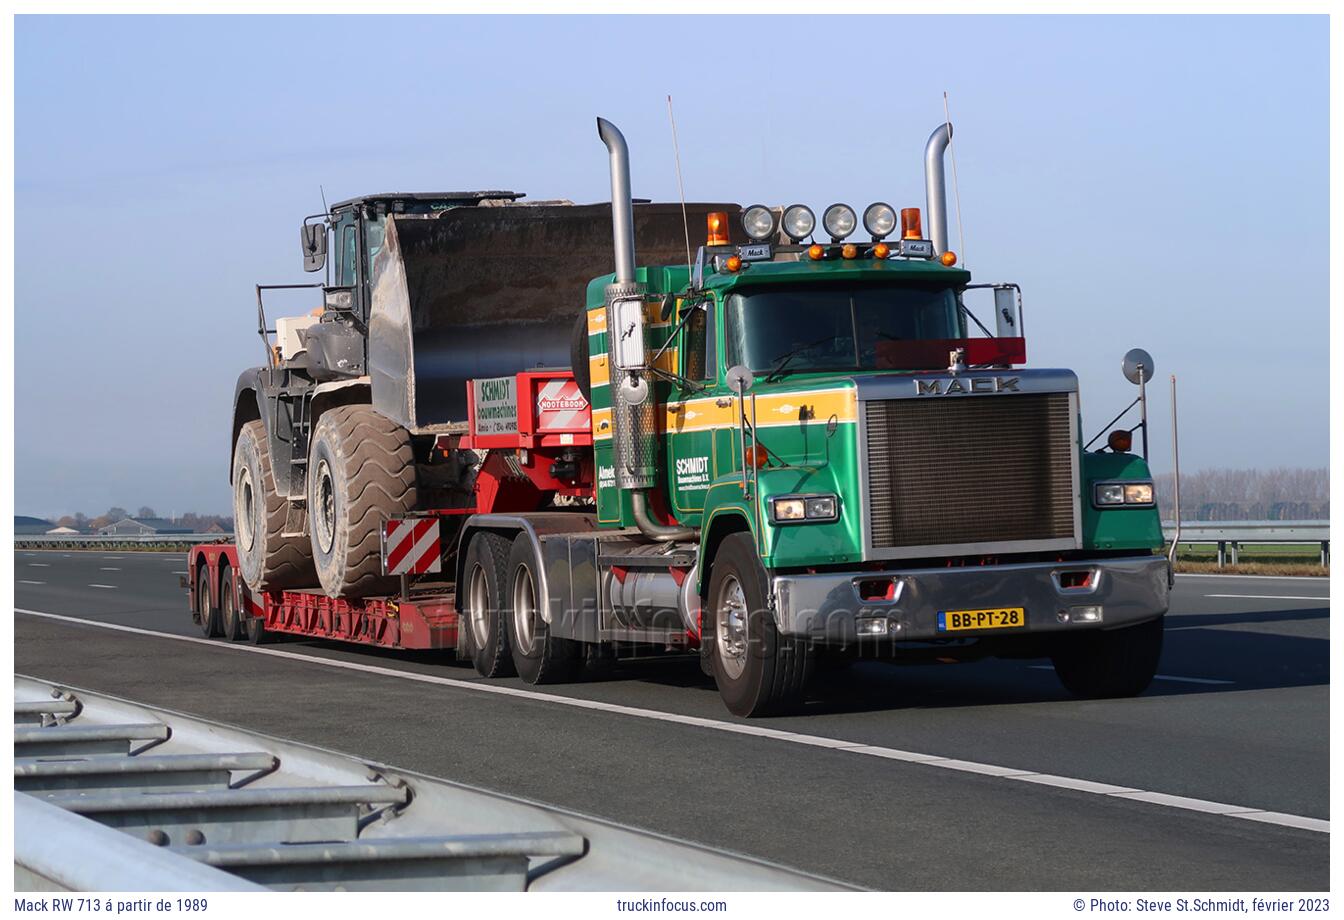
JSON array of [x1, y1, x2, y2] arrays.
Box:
[[18, 580, 45, 585], [15, 607, 1326, 836], [28, 563, 49, 568], [1177, 573, 1329, 581], [173, 571, 188, 575], [100, 567, 122, 571], [102, 556, 122, 560], [86, 584, 117, 590], [1204, 594, 1329, 602], [1027, 665, 1233, 685]]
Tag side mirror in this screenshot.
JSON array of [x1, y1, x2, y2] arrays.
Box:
[[726, 365, 755, 395], [1122, 348, 1155, 385], [301, 223, 327, 273], [994, 286, 1019, 337]]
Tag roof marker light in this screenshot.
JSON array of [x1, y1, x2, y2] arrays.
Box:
[[706, 212, 730, 246], [807, 244, 825, 261], [940, 250, 958, 266]]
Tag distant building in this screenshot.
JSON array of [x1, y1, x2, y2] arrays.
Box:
[[45, 526, 80, 535], [204, 521, 229, 534], [97, 517, 193, 536], [14, 515, 56, 535]]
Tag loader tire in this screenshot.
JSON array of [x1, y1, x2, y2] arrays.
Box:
[[233, 421, 314, 591], [308, 405, 418, 598]]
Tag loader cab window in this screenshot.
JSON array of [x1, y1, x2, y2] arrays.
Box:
[[364, 214, 387, 280], [336, 222, 358, 288]]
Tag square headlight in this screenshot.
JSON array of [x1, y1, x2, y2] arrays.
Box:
[[1094, 483, 1125, 506], [1124, 483, 1154, 505], [771, 494, 839, 524], [772, 498, 807, 521], [804, 496, 837, 519]]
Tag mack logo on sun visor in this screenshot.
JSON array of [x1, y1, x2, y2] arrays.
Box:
[[915, 377, 1021, 396]]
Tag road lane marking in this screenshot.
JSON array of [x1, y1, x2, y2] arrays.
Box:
[[18, 580, 45, 585], [1026, 665, 1233, 685], [28, 563, 49, 567], [100, 567, 122, 571], [86, 584, 117, 589], [1177, 573, 1329, 581], [16, 607, 1324, 835], [1204, 594, 1329, 601]]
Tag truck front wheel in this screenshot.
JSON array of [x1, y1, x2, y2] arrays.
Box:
[[1051, 616, 1164, 698], [234, 421, 315, 591], [704, 533, 812, 717], [307, 406, 418, 598]]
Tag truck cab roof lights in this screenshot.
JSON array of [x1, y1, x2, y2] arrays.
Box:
[[900, 207, 924, 241], [781, 205, 815, 242], [863, 202, 897, 240], [940, 250, 958, 267], [706, 211, 731, 246], [841, 244, 858, 260], [873, 242, 891, 259], [807, 243, 825, 261], [725, 255, 743, 273], [741, 205, 777, 242], [823, 204, 857, 242]]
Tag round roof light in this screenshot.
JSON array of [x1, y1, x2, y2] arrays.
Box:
[[741, 205, 777, 242], [863, 202, 897, 240], [781, 204, 815, 242], [823, 203, 857, 242]]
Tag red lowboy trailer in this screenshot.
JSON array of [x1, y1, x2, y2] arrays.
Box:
[[187, 370, 593, 651]]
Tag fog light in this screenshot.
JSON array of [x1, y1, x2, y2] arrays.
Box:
[[1070, 605, 1103, 623], [857, 618, 888, 637]]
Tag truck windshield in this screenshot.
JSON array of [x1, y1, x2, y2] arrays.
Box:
[[725, 282, 964, 377]]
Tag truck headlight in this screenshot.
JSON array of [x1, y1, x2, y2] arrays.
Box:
[[771, 493, 839, 524], [1093, 480, 1155, 507]]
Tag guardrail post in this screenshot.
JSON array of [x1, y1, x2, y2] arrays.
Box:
[[1216, 541, 1226, 568], [1323, 541, 1330, 568], [1229, 541, 1239, 565]]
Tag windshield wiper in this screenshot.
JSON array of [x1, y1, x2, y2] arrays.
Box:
[[763, 335, 836, 384]]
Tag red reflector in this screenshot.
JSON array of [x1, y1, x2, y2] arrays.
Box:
[[857, 578, 896, 601]]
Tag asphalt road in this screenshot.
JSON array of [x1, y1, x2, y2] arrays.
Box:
[[14, 550, 1330, 890]]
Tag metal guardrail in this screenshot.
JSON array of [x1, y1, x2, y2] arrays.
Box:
[[14, 676, 850, 892], [14, 533, 230, 551], [1162, 520, 1329, 567]]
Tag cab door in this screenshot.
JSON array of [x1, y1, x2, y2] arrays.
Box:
[[664, 298, 718, 524]]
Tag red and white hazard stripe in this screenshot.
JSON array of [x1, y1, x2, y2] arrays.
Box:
[[535, 378, 590, 431], [382, 517, 443, 576]]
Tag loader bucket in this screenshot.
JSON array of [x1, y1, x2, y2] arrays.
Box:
[[368, 202, 741, 430]]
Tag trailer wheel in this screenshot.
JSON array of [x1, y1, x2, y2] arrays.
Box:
[[234, 421, 315, 591], [461, 531, 516, 678], [704, 533, 812, 717], [506, 535, 580, 684], [219, 565, 244, 642], [308, 406, 418, 598], [194, 566, 221, 639], [1051, 616, 1165, 698], [241, 587, 273, 645]]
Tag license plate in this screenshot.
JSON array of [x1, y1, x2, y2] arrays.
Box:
[[937, 607, 1026, 632]]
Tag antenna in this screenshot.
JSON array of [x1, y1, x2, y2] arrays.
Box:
[[319, 184, 330, 214], [666, 95, 693, 279], [942, 91, 967, 266]]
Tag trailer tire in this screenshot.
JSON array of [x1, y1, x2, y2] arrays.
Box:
[[704, 533, 812, 717], [219, 565, 244, 642], [308, 406, 418, 598], [195, 566, 221, 639], [1051, 616, 1165, 698], [461, 531, 516, 678], [506, 535, 580, 684], [234, 421, 315, 591]]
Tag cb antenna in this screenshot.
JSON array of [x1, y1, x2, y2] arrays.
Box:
[[319, 184, 330, 215], [942, 91, 967, 266], [666, 95, 693, 280]]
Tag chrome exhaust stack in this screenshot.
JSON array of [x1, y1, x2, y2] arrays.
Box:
[[923, 122, 953, 256], [596, 117, 696, 543]]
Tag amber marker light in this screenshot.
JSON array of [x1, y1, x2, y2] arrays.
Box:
[[747, 444, 770, 469], [706, 212, 730, 246], [841, 243, 858, 259], [1107, 429, 1133, 453], [807, 244, 825, 261], [900, 207, 923, 240], [725, 255, 742, 272], [940, 250, 958, 266], [873, 242, 890, 259]]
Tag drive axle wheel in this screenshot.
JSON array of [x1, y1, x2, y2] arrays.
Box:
[[307, 406, 418, 598], [195, 566, 221, 639], [704, 533, 812, 717], [1051, 616, 1165, 698], [506, 535, 580, 684], [219, 565, 244, 641], [461, 531, 516, 678], [233, 420, 314, 591]]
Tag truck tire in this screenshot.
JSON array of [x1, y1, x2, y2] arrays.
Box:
[[233, 421, 315, 591], [307, 406, 418, 598], [461, 531, 516, 678], [506, 534, 580, 684], [570, 313, 591, 401], [219, 565, 244, 642], [1051, 616, 1164, 698], [704, 533, 812, 717], [195, 566, 221, 639]]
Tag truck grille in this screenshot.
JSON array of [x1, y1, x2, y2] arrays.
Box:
[[864, 392, 1076, 552]]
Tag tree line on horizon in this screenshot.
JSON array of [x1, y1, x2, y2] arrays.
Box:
[[36, 507, 234, 533], [1153, 467, 1329, 521]]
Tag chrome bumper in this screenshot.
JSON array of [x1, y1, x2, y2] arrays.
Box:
[[771, 555, 1170, 643]]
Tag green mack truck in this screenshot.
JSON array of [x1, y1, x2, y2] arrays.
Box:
[[209, 115, 1169, 719]]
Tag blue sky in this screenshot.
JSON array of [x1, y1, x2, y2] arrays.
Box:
[[14, 14, 1328, 517]]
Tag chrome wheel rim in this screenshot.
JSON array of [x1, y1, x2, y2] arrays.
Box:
[[715, 575, 749, 681], [314, 458, 336, 555], [468, 563, 491, 649], [512, 565, 537, 652], [235, 466, 256, 554]]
